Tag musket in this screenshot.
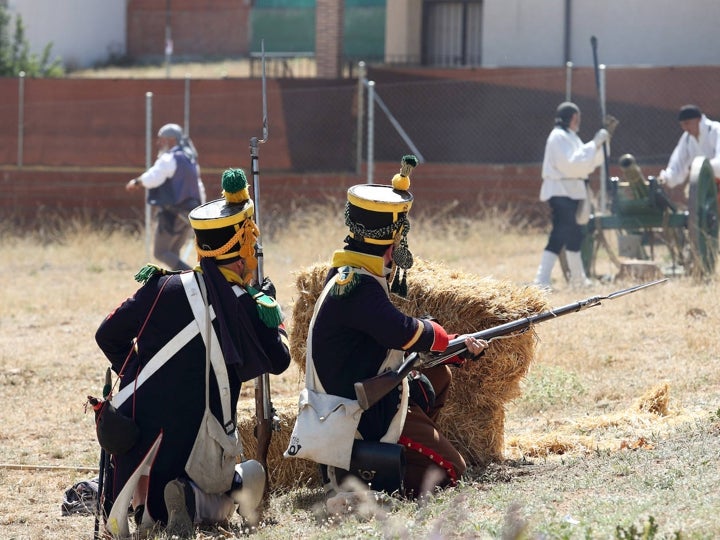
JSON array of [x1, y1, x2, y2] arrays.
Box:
[[250, 39, 278, 488], [354, 279, 667, 411], [93, 367, 112, 539]]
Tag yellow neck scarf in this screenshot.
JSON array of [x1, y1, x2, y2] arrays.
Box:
[[218, 266, 247, 286], [331, 249, 386, 277], [195, 265, 248, 286]]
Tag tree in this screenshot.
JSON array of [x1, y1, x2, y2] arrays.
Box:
[[0, 3, 63, 77]]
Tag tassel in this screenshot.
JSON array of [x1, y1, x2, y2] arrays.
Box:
[[391, 269, 408, 298], [133, 264, 183, 284], [134, 263, 165, 284], [398, 271, 408, 297], [246, 285, 284, 328], [390, 269, 401, 295], [329, 266, 360, 298]]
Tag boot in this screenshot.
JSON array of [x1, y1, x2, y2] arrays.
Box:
[[533, 250, 558, 289], [566, 250, 592, 287], [229, 460, 266, 525], [164, 479, 195, 539]]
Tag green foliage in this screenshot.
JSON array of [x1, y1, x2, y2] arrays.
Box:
[[0, 4, 63, 77], [615, 516, 660, 539], [516, 364, 586, 412], [615, 516, 683, 540]]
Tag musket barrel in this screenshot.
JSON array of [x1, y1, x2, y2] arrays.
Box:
[[354, 279, 666, 411]]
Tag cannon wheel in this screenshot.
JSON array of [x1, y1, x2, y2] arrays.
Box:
[[687, 157, 719, 276]]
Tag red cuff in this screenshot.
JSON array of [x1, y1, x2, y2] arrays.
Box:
[[440, 333, 465, 365], [429, 320, 449, 352]]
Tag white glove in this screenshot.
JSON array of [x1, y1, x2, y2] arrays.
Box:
[[657, 170, 668, 185], [593, 128, 609, 148]]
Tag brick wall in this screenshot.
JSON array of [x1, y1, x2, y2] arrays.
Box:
[[4, 159, 667, 227], [0, 65, 714, 223], [314, 0, 343, 78]]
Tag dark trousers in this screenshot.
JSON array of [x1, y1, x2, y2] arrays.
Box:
[[154, 208, 192, 271], [545, 196, 583, 253]]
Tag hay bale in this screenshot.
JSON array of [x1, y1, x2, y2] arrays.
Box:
[[237, 396, 321, 491], [289, 258, 549, 466]]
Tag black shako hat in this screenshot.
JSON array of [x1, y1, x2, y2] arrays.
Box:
[[345, 155, 416, 247], [189, 168, 258, 281], [344, 155, 418, 296]]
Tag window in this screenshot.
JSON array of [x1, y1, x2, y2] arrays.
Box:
[[423, 0, 483, 67]]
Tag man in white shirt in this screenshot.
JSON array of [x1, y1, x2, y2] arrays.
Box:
[[533, 102, 615, 289], [658, 105, 720, 189]]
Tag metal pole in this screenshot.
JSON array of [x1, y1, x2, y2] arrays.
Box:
[[356, 61, 366, 175], [599, 64, 607, 213], [145, 92, 153, 261], [184, 74, 190, 135], [17, 71, 25, 168], [372, 92, 424, 163], [164, 0, 172, 78], [367, 80, 375, 184], [565, 61, 573, 101], [599, 64, 607, 117]]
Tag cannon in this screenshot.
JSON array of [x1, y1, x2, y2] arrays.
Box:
[[581, 154, 718, 278]]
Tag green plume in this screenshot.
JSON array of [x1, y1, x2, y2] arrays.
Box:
[[402, 155, 419, 167], [221, 168, 248, 194]]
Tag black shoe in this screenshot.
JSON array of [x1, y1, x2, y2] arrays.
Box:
[[132, 504, 145, 526], [164, 479, 195, 539]]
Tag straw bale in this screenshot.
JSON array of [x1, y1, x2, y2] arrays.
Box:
[[289, 258, 549, 467], [237, 396, 321, 491]]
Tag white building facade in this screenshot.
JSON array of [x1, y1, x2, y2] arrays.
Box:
[[6, 0, 126, 69], [387, 0, 720, 68]]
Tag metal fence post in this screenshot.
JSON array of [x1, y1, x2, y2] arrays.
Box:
[[565, 61, 573, 101], [184, 74, 191, 135], [17, 71, 25, 168], [356, 61, 366, 175], [367, 80, 374, 184], [145, 92, 153, 261], [165, 0, 173, 78]]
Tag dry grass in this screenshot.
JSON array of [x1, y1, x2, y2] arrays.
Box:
[[1, 205, 719, 539], [68, 59, 256, 79]]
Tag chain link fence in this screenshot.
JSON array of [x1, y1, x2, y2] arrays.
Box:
[[0, 65, 717, 176], [359, 65, 719, 173], [3, 63, 716, 275]]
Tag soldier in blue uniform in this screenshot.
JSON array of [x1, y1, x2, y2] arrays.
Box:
[[97, 168, 290, 538], [292, 156, 487, 501]]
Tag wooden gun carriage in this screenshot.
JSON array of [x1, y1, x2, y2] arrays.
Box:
[[581, 154, 718, 278]]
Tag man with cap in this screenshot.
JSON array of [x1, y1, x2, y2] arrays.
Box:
[[96, 168, 291, 538], [126, 123, 206, 271], [657, 104, 720, 190], [292, 155, 487, 503], [533, 102, 618, 290]]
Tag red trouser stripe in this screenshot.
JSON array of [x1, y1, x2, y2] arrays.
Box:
[[398, 435, 458, 486]]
